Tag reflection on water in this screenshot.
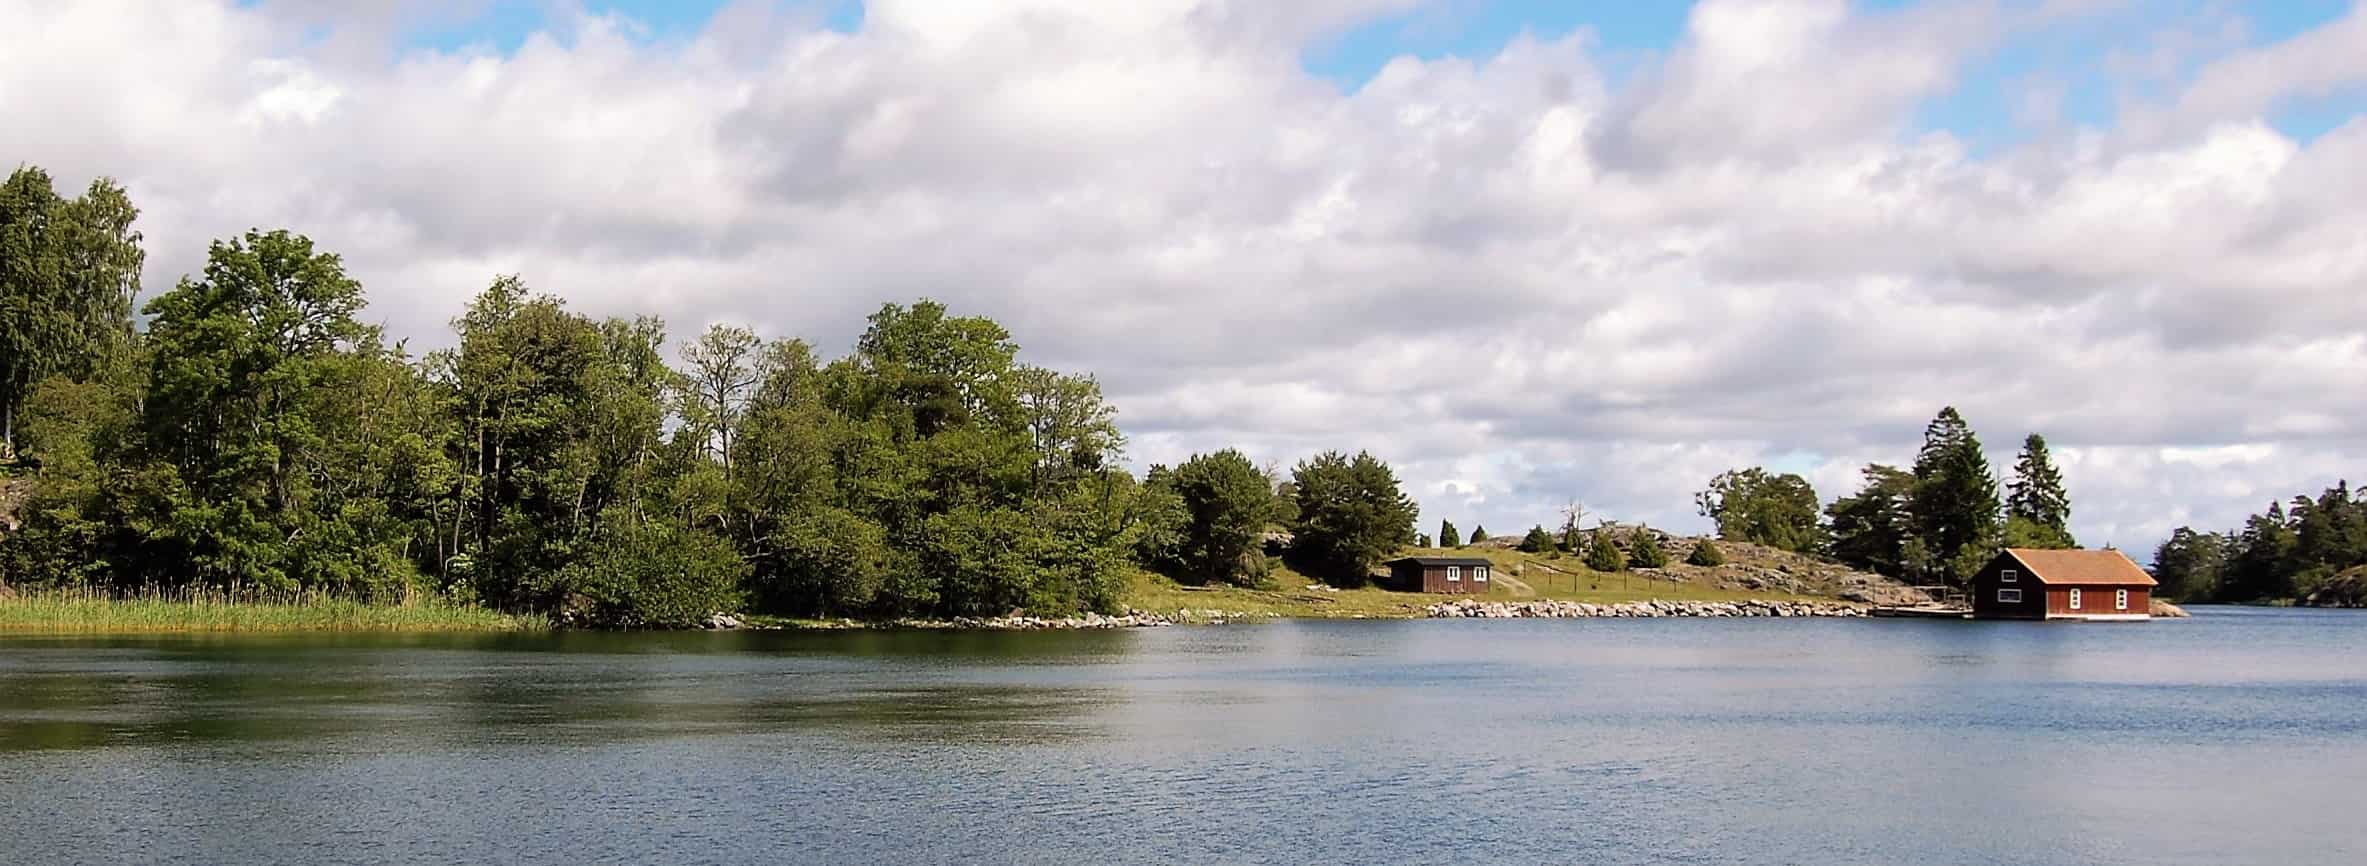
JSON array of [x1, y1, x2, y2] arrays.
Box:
[[3, 609, 2365, 865]]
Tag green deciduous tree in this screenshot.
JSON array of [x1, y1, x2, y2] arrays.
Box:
[[1288, 451, 1418, 586], [0, 167, 142, 456], [1153, 449, 1280, 586], [1695, 467, 1826, 552]]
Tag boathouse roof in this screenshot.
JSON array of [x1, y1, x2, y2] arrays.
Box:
[[2003, 548, 2158, 587]]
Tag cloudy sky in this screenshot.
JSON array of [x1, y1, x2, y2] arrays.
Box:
[[5, 0, 2363, 555]]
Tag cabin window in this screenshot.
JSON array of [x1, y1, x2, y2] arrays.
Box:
[[2000, 569, 2018, 583], [1997, 588, 2022, 603], [2069, 588, 2083, 610], [1475, 567, 1489, 583], [2116, 589, 2129, 611], [1447, 566, 1462, 582]]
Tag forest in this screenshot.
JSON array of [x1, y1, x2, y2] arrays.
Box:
[[0, 165, 1419, 626]]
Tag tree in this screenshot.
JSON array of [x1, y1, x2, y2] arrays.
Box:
[[0, 167, 142, 456], [1156, 449, 1280, 586], [1470, 525, 1489, 544], [1909, 407, 2001, 586], [1629, 529, 1669, 568], [2152, 527, 2225, 602], [2222, 503, 2299, 602], [1288, 451, 1418, 586], [2005, 433, 2075, 549], [1695, 468, 1825, 552], [1827, 464, 1916, 577], [131, 229, 388, 590], [1585, 529, 1626, 572], [1519, 525, 1555, 554], [678, 324, 762, 478], [1439, 519, 1461, 549], [1687, 537, 1726, 567]]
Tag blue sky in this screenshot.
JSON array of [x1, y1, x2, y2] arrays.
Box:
[[386, 0, 2361, 147]]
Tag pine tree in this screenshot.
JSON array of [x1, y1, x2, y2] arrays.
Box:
[[1629, 529, 1669, 568], [1687, 537, 1726, 567], [1585, 529, 1626, 572], [2005, 433, 2075, 549], [1470, 525, 1488, 544], [1438, 519, 1460, 548], [1909, 407, 2002, 585], [1519, 525, 1555, 554]]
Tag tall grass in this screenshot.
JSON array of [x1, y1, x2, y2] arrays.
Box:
[[0, 584, 547, 633]]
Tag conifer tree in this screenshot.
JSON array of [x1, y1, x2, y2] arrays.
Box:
[[1519, 525, 1555, 554], [1439, 519, 1460, 548], [1470, 525, 1488, 544], [1585, 529, 1626, 572], [1687, 537, 1726, 567], [1909, 407, 2001, 585], [2005, 433, 2075, 549], [1629, 529, 1669, 568]]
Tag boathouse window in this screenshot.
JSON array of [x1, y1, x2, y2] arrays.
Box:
[[1475, 567, 1489, 583], [2116, 589, 2129, 611], [1998, 588, 2022, 603], [2000, 569, 2018, 583], [1447, 566, 1462, 582], [2070, 589, 2083, 610]]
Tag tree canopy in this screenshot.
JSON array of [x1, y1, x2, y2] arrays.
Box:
[[1695, 467, 1825, 553], [2005, 433, 2075, 549], [1287, 451, 1418, 586]]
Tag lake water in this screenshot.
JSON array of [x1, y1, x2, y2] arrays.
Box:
[[2, 607, 2363, 865]]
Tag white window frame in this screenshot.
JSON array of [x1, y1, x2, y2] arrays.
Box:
[[1998, 588, 2022, 603], [2069, 588, 2083, 610], [1475, 566, 1489, 583], [1446, 566, 1462, 582], [2116, 589, 2129, 611], [2000, 569, 2018, 584]]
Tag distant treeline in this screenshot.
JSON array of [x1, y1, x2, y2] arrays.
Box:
[[2153, 485, 2367, 605], [0, 164, 1421, 625]]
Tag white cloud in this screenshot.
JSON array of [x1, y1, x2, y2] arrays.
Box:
[[1, 0, 2362, 556]]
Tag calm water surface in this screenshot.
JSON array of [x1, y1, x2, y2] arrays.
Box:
[[3, 607, 2364, 865]]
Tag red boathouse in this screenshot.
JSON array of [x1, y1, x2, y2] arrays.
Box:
[[1385, 557, 1494, 594], [1971, 548, 2157, 621]]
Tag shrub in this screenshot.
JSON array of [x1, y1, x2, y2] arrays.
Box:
[[1687, 537, 1727, 567], [1630, 531, 1670, 568], [1585, 530, 1626, 572]]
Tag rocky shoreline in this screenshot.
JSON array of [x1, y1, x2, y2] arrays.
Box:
[[1425, 598, 1869, 619]]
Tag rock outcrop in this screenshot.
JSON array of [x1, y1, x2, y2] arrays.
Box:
[[2149, 599, 2190, 618]]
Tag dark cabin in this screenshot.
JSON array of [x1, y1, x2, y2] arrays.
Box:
[[1385, 557, 1494, 594], [1971, 548, 2157, 621]]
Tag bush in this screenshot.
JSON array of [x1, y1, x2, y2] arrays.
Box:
[[558, 518, 748, 628], [1687, 537, 1726, 567], [1585, 530, 1627, 572], [1630, 531, 1670, 568], [1519, 525, 1555, 554]]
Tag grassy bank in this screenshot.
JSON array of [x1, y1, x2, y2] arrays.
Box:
[[1125, 548, 1822, 622], [0, 587, 546, 634]]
